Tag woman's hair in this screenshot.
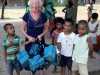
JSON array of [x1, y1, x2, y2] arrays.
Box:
[[78, 20, 89, 32], [29, 0, 43, 8], [4, 23, 14, 31]]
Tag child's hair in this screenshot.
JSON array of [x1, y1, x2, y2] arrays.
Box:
[[51, 17, 64, 34], [4, 23, 14, 31], [78, 20, 89, 33], [64, 18, 73, 27], [91, 13, 98, 20], [54, 17, 64, 25]]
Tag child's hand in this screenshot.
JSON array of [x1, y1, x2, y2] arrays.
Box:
[[89, 51, 96, 59], [8, 41, 13, 47]]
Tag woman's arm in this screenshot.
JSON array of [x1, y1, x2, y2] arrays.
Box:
[[21, 21, 29, 38], [21, 21, 35, 42], [37, 20, 49, 40]]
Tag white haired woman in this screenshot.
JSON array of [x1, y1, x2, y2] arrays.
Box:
[[21, 0, 49, 75]]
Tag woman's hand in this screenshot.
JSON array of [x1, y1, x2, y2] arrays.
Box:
[[37, 35, 42, 41], [28, 36, 36, 43]]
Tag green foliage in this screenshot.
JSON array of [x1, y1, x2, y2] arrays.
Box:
[[53, 0, 68, 6]]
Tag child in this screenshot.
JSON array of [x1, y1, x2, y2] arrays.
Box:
[[57, 19, 76, 75], [2, 23, 22, 75], [52, 17, 64, 73], [72, 20, 94, 75], [88, 13, 99, 45]]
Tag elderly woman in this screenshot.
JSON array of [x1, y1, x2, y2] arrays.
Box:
[[21, 0, 49, 74], [21, 0, 48, 51]]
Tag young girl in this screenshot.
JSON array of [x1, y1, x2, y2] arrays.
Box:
[[57, 19, 76, 75], [51, 17, 64, 73], [72, 20, 94, 75], [3, 23, 22, 75]]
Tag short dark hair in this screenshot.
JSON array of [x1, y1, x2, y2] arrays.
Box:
[[54, 17, 64, 25], [78, 20, 89, 32], [92, 13, 98, 20], [64, 18, 73, 26], [4, 23, 14, 31]]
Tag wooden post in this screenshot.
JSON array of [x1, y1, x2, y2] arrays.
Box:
[[1, 0, 7, 19], [73, 0, 78, 23]]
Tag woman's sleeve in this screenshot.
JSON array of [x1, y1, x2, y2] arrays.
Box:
[[42, 13, 48, 23], [22, 12, 29, 23]]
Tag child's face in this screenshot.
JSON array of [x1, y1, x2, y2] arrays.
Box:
[[56, 23, 63, 29], [63, 21, 72, 32], [78, 24, 87, 35], [6, 25, 15, 35]]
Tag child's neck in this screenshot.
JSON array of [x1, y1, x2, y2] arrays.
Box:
[[64, 31, 72, 35], [92, 20, 97, 23], [56, 28, 62, 32], [8, 34, 14, 38], [79, 33, 88, 37]]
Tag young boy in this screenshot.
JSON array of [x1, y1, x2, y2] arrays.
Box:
[[72, 20, 94, 75], [3, 23, 22, 75], [57, 19, 76, 75]]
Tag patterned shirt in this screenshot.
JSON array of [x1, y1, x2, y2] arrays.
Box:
[[3, 34, 22, 60]]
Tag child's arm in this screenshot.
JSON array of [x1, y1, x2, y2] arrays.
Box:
[[87, 37, 95, 58], [52, 31, 57, 45], [57, 42, 61, 53], [3, 49, 7, 63]]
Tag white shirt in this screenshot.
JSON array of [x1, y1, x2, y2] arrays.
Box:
[[72, 34, 90, 64], [88, 20, 99, 32], [57, 32, 76, 57]]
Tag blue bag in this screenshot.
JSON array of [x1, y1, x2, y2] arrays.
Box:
[[23, 61, 30, 70], [17, 49, 29, 65], [29, 55, 45, 72], [44, 45, 56, 63], [14, 59, 23, 71], [29, 43, 40, 56]]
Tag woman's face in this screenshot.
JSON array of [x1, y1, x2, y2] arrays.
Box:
[[30, 0, 42, 13], [30, 5, 41, 13]]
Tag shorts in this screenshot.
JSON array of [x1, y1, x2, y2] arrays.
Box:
[[90, 33, 97, 44], [7, 59, 22, 75], [60, 55, 72, 70], [72, 61, 88, 75]]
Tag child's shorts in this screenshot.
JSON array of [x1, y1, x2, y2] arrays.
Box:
[[72, 61, 88, 75], [60, 55, 72, 70], [6, 59, 22, 75]]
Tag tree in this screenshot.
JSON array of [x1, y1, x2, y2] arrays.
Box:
[[62, 0, 78, 23], [73, 0, 78, 23], [1, 0, 7, 19]]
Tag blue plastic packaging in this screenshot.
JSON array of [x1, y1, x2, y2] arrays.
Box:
[[44, 45, 56, 63], [17, 49, 29, 65]]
